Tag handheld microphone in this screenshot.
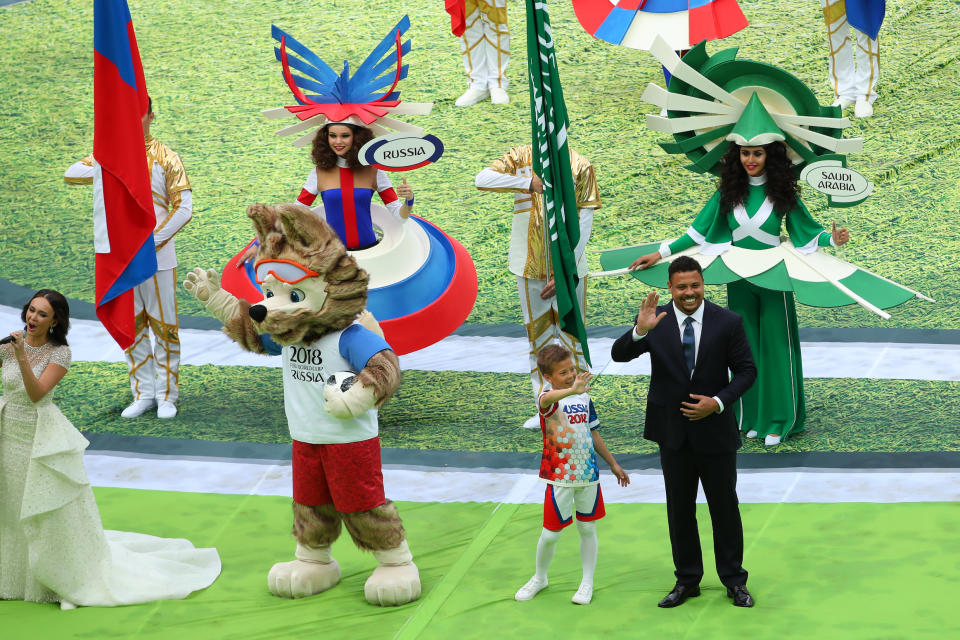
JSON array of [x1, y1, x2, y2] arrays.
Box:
[[0, 335, 14, 345]]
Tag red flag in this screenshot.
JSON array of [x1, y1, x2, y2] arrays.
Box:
[[93, 0, 157, 348]]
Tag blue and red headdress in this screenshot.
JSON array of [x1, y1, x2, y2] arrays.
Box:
[[263, 15, 433, 147]]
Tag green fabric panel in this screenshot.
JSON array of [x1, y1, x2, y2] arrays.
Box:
[[840, 269, 919, 309], [705, 60, 820, 122], [597, 243, 671, 288], [785, 199, 829, 248], [701, 257, 743, 285], [743, 260, 794, 291], [792, 278, 855, 307], [661, 124, 734, 154], [791, 269, 916, 309], [598, 243, 660, 272], [690, 139, 732, 173]]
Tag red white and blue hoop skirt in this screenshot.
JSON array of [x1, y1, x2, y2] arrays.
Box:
[[573, 0, 748, 51], [221, 202, 477, 356]]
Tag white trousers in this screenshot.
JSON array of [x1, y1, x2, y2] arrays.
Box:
[[517, 275, 588, 401], [459, 0, 509, 90], [124, 268, 180, 403], [822, 0, 880, 103]]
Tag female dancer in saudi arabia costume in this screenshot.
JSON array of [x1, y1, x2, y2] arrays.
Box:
[[0, 290, 220, 608], [226, 16, 477, 356], [598, 40, 931, 446]]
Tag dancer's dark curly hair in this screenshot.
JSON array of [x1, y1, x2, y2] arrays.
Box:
[[717, 142, 800, 215], [21, 289, 70, 346], [311, 123, 374, 170]]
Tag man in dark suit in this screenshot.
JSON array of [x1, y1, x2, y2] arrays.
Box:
[[611, 256, 757, 608]]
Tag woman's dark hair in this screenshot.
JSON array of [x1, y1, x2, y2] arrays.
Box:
[[311, 123, 374, 170], [717, 142, 800, 215], [21, 289, 70, 346]]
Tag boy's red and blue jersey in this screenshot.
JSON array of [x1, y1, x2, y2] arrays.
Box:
[[538, 391, 600, 486]]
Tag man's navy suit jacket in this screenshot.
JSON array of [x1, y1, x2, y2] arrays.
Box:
[[611, 300, 757, 454]]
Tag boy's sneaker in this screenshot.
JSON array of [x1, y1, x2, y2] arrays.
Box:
[[571, 582, 593, 605], [515, 577, 548, 601]]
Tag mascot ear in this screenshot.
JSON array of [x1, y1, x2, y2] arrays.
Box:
[[277, 203, 342, 254], [247, 203, 279, 245]]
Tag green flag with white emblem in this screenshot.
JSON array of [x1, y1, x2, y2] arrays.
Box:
[[525, 0, 590, 366]]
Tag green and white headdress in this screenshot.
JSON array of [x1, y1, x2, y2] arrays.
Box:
[[725, 93, 785, 146], [641, 36, 862, 175]]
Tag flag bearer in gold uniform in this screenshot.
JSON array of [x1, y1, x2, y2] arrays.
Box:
[[65, 99, 192, 419], [476, 145, 600, 428]]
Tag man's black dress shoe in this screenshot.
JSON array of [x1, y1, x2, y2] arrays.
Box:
[[727, 584, 754, 607], [657, 583, 700, 608]]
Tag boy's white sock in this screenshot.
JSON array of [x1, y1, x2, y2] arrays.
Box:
[[576, 520, 598, 587], [569, 522, 597, 604], [516, 528, 561, 601], [535, 528, 562, 582]]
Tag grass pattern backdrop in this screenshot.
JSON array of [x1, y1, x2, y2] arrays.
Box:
[[0, 0, 958, 329], [0, 0, 958, 454]]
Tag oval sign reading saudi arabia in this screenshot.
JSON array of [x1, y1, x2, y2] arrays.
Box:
[[359, 133, 445, 172], [801, 160, 871, 198]]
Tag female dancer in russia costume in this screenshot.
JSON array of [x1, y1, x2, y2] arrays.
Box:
[[240, 120, 415, 263], [224, 16, 478, 356], [599, 40, 930, 446], [296, 122, 414, 250]]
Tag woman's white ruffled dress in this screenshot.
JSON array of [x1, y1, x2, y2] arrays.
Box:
[[0, 342, 221, 606]]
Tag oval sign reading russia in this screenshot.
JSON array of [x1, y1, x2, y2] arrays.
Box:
[[359, 133, 445, 172]]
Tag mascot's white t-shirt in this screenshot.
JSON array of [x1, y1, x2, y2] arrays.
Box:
[[279, 323, 392, 444]]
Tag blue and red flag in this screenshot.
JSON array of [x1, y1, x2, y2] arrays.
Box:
[[92, 0, 157, 349]]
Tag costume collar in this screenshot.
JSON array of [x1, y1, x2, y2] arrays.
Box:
[[749, 174, 768, 185], [336, 157, 350, 169]]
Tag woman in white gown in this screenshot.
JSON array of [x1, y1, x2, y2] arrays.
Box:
[[0, 290, 220, 608]]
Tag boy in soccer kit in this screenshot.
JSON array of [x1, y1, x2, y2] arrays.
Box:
[[515, 345, 630, 605]]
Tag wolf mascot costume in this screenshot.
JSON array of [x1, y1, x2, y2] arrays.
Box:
[[184, 203, 419, 606]]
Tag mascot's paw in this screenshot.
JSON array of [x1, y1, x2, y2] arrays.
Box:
[[268, 558, 341, 599], [183, 267, 221, 303], [323, 378, 377, 419], [364, 562, 421, 607]]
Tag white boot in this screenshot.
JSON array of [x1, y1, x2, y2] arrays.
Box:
[[854, 98, 874, 118], [831, 96, 854, 109], [121, 398, 156, 418], [364, 540, 421, 606], [268, 543, 341, 599], [489, 87, 509, 104], [455, 87, 489, 107]]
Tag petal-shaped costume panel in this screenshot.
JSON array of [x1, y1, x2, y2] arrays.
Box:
[[573, 0, 748, 51], [221, 204, 477, 355], [598, 241, 927, 319]]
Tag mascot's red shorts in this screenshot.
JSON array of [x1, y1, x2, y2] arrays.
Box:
[[292, 437, 385, 513]]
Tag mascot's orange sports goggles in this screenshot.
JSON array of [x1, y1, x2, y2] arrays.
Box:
[[254, 259, 319, 285]]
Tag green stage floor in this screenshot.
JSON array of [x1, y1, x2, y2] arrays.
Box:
[[4, 488, 957, 640]]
